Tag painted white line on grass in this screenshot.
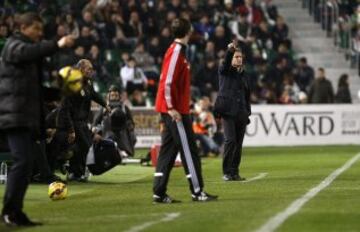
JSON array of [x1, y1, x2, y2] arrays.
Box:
[[255, 153, 360, 232], [242, 173, 268, 183], [125, 212, 181, 232]]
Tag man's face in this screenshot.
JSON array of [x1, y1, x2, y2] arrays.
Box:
[[231, 51, 243, 68], [0, 25, 8, 37], [317, 70, 325, 79], [109, 91, 120, 101], [81, 62, 94, 78], [21, 21, 43, 42]]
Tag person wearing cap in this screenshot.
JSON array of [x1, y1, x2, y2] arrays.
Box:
[[214, 40, 251, 181], [0, 12, 74, 226]]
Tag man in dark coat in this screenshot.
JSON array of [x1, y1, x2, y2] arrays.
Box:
[[308, 67, 334, 104], [57, 59, 108, 182], [0, 12, 73, 226], [294, 57, 314, 93], [214, 40, 251, 181]]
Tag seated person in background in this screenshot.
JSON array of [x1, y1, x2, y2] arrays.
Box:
[[192, 98, 220, 157], [93, 85, 137, 157], [130, 89, 147, 107], [120, 57, 148, 95], [31, 101, 63, 183]]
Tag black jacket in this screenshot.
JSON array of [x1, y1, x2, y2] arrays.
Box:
[[335, 86, 352, 103], [57, 81, 106, 132], [214, 50, 251, 117], [93, 103, 137, 156], [0, 32, 58, 132], [308, 78, 334, 104]]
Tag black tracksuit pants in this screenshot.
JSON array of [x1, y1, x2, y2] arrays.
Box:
[[69, 122, 92, 177], [2, 128, 33, 215], [153, 114, 204, 197], [222, 112, 248, 176]]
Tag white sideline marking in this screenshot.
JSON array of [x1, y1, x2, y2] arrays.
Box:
[[125, 213, 181, 232], [255, 153, 360, 232], [242, 173, 268, 183]]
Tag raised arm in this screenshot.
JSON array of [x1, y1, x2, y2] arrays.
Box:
[[218, 41, 237, 75]]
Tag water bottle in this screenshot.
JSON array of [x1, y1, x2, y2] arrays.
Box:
[[0, 162, 7, 184]]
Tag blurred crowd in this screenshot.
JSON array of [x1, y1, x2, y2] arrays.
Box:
[[0, 0, 354, 107]]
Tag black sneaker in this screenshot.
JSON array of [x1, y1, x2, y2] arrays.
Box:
[[222, 174, 233, 181], [192, 192, 218, 202], [2, 212, 42, 227], [153, 194, 181, 204], [33, 174, 63, 184]]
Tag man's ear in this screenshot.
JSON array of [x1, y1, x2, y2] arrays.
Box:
[[19, 24, 27, 33]]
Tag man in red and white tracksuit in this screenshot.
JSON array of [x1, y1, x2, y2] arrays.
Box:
[[153, 18, 218, 203]]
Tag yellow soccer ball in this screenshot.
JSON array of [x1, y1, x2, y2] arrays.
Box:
[[48, 181, 68, 201], [58, 66, 84, 94]]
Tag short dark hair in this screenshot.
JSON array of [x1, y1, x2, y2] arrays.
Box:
[[108, 85, 121, 93], [299, 57, 307, 63], [171, 18, 192, 38], [16, 12, 42, 29], [234, 47, 243, 54]]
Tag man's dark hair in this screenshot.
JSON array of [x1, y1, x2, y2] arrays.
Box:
[[234, 47, 243, 54], [16, 12, 42, 29], [171, 18, 192, 38], [299, 57, 307, 64], [318, 67, 325, 73], [108, 85, 121, 93]]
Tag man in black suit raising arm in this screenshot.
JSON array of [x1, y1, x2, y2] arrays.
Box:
[[214, 40, 251, 181]]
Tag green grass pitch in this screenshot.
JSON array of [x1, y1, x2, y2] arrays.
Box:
[[1, 146, 360, 232]]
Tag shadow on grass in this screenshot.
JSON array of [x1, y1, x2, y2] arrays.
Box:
[[0, 224, 24, 231]]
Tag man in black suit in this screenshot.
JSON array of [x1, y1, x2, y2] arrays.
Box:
[[214, 40, 251, 181]]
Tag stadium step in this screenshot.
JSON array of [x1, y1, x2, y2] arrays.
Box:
[[274, 0, 360, 103], [291, 28, 326, 38]]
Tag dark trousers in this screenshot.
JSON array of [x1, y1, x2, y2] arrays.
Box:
[[153, 114, 204, 196], [69, 123, 92, 177], [222, 112, 248, 176], [33, 140, 52, 178], [2, 128, 34, 215]]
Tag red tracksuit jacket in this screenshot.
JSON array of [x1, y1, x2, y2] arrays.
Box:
[[155, 42, 190, 114]]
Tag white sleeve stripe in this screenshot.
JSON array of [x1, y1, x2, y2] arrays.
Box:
[[165, 44, 181, 109]]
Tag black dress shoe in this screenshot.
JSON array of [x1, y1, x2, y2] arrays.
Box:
[[232, 174, 246, 181], [223, 174, 246, 181], [2, 212, 42, 227], [33, 173, 63, 184]]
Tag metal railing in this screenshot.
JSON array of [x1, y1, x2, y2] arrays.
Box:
[[301, 0, 359, 73]]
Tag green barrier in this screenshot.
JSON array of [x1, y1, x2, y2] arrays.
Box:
[[0, 152, 11, 162]]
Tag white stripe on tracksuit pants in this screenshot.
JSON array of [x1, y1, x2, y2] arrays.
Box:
[[176, 121, 201, 193], [153, 114, 203, 196]]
